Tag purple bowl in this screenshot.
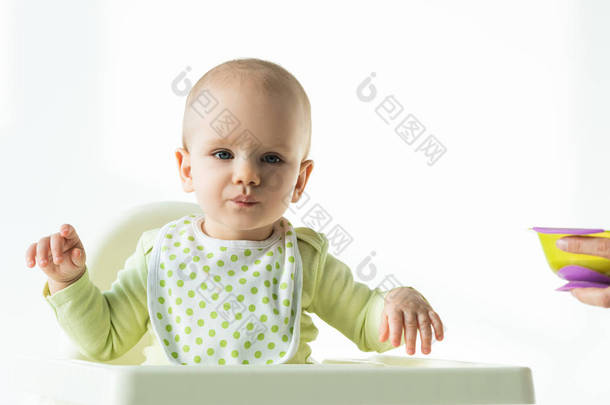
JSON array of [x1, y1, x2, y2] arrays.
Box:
[[532, 227, 605, 235], [557, 265, 610, 284], [556, 281, 610, 291]]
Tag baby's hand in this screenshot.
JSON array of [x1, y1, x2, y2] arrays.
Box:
[[25, 224, 87, 286], [379, 287, 444, 356]]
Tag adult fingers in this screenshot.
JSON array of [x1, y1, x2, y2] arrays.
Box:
[[571, 287, 610, 308], [556, 236, 610, 260]]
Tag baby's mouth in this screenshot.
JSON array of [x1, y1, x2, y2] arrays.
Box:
[[231, 201, 259, 208]]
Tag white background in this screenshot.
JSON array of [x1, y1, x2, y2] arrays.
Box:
[[2, 0, 609, 404]]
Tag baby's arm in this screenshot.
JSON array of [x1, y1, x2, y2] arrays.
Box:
[[309, 239, 406, 353], [42, 231, 156, 361]]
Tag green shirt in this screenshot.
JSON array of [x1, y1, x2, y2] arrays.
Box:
[[43, 226, 406, 364]]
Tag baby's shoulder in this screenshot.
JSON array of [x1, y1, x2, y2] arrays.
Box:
[[140, 227, 162, 256], [295, 227, 328, 255]]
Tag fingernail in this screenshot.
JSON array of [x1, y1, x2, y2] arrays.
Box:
[[556, 239, 567, 249]]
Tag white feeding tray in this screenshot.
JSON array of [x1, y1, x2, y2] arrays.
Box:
[[9, 353, 535, 405]]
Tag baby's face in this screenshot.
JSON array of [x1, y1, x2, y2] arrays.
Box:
[[176, 80, 313, 240]]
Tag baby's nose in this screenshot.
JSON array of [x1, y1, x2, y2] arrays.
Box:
[[232, 160, 261, 185]]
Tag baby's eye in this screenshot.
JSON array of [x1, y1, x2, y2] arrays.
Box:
[[213, 150, 282, 164], [213, 150, 232, 160], [263, 155, 282, 164]]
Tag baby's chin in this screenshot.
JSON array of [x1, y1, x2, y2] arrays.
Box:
[[207, 210, 280, 230]]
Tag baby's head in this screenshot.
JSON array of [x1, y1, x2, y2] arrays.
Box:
[[175, 58, 314, 241]]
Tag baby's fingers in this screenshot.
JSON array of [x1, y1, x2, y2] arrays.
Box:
[[25, 242, 38, 267], [388, 311, 404, 348], [379, 312, 389, 342], [429, 310, 444, 341], [50, 232, 65, 265], [36, 237, 52, 268], [60, 224, 80, 246], [404, 311, 418, 355], [417, 312, 432, 355]]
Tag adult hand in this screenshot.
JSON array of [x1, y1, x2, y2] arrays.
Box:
[[556, 236, 610, 260], [569, 287, 610, 308], [557, 236, 610, 307]]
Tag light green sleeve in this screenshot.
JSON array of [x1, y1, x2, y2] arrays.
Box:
[[42, 229, 159, 361], [308, 233, 406, 353]]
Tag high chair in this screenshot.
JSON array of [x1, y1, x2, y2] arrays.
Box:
[[10, 201, 536, 404]]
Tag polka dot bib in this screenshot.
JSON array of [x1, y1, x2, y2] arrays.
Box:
[[147, 214, 303, 366]]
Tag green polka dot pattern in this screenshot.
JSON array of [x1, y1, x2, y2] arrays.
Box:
[[148, 214, 302, 366]]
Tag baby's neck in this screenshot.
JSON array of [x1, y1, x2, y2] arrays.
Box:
[[201, 218, 275, 241]]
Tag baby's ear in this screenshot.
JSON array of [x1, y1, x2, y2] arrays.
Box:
[[292, 159, 314, 202], [175, 148, 194, 192]]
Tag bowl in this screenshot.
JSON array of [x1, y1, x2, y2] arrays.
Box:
[[532, 227, 610, 277]]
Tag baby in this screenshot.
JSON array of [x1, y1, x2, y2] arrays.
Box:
[[25, 58, 444, 366]]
